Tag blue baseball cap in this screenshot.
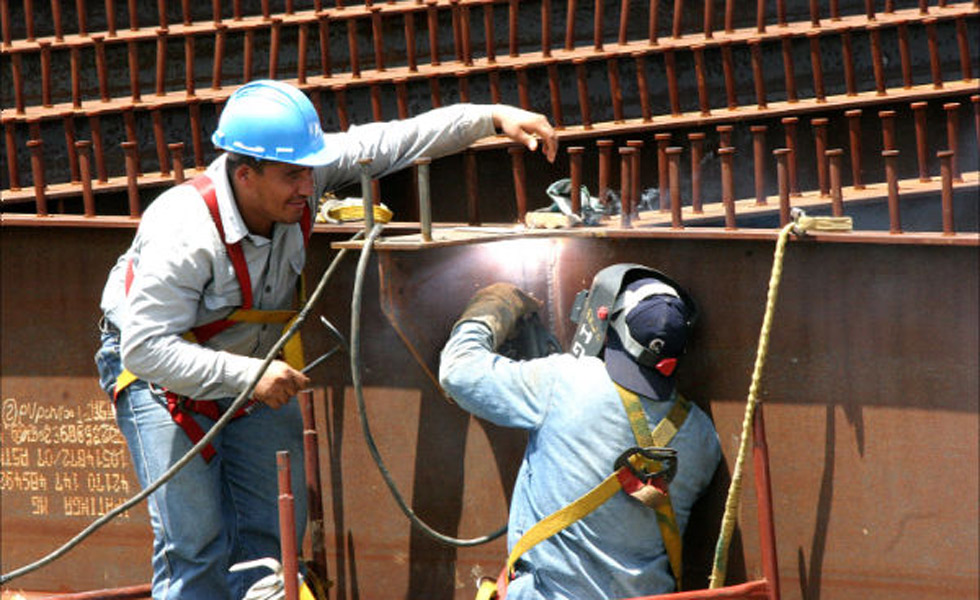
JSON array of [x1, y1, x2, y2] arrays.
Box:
[[604, 279, 692, 401]]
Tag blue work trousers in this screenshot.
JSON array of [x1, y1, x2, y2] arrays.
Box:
[[95, 327, 307, 600]]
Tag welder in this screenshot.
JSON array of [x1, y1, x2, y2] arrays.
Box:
[[94, 78, 557, 600], [439, 264, 722, 599]]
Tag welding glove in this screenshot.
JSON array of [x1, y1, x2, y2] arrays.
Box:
[[454, 283, 543, 350]]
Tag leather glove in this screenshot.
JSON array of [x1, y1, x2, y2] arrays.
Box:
[[454, 283, 543, 350]]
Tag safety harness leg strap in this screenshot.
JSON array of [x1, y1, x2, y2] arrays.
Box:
[[111, 174, 311, 462]]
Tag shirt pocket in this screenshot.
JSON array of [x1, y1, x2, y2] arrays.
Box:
[[202, 261, 243, 312]]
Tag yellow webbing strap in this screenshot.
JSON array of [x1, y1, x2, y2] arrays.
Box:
[[114, 307, 306, 397], [485, 387, 691, 600], [502, 471, 627, 579], [615, 383, 690, 589]]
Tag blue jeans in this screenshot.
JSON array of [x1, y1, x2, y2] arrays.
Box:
[[95, 326, 308, 600]]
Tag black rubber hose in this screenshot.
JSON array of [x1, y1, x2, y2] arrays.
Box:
[[349, 223, 506, 547], [1, 231, 362, 585]]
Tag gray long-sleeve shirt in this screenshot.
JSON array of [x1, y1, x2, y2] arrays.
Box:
[[101, 104, 497, 399]]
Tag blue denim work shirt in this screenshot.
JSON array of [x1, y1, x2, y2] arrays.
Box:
[[440, 322, 722, 600]]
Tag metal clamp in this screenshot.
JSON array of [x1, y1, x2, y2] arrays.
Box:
[[614, 446, 678, 486]]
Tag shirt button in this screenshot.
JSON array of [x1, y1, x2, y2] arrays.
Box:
[[265, 285, 272, 292]]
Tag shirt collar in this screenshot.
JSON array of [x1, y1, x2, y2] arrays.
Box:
[[206, 154, 251, 246]]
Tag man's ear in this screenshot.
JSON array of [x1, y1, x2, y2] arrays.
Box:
[[232, 163, 252, 185]]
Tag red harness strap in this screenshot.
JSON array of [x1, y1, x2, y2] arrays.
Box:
[[165, 392, 253, 463], [121, 175, 313, 462]]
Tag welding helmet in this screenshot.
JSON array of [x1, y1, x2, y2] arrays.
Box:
[[211, 80, 338, 167], [569, 264, 698, 399]]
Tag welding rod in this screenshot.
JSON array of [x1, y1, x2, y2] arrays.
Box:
[[719, 146, 735, 230], [619, 146, 634, 228], [122, 141, 141, 218], [751, 125, 767, 205], [298, 391, 327, 585], [841, 27, 857, 96], [656, 133, 671, 211], [883, 149, 902, 233], [774, 148, 791, 226], [956, 16, 973, 81], [689, 132, 704, 213], [693, 45, 710, 116], [649, 0, 659, 45], [808, 31, 825, 103], [780, 33, 798, 103], [569, 147, 584, 214], [547, 60, 564, 128], [827, 148, 844, 217], [944, 102, 962, 182], [665, 48, 680, 116], [627, 140, 643, 218], [880, 109, 896, 151], [911, 102, 930, 181], [77, 141, 95, 217], [813, 117, 829, 197], [782, 116, 800, 196], [721, 40, 737, 110], [869, 23, 885, 96], [666, 146, 683, 228], [465, 149, 479, 225], [846, 109, 865, 188], [925, 18, 942, 88], [750, 38, 767, 108], [608, 57, 624, 122], [416, 157, 432, 241], [574, 58, 592, 128], [4, 118, 20, 190], [893, 18, 920, 81], [938, 150, 955, 235], [28, 139, 47, 216], [510, 146, 528, 223], [634, 52, 652, 122], [169, 142, 185, 184], [598, 139, 614, 205], [89, 113, 108, 182], [357, 158, 375, 232], [276, 452, 300, 600]]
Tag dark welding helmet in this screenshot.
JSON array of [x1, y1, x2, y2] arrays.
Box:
[[569, 263, 698, 361]]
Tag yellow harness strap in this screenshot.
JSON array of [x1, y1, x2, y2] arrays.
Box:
[[113, 307, 305, 398], [616, 383, 690, 589], [479, 385, 690, 600]]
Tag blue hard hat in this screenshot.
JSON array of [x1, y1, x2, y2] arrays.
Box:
[[211, 80, 338, 167]]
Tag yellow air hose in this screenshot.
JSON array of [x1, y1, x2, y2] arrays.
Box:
[[709, 211, 851, 589]]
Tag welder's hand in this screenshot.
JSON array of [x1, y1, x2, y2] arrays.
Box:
[[252, 360, 310, 409], [455, 283, 543, 350], [492, 105, 559, 163]]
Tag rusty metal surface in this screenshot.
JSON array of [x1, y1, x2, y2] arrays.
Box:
[[2, 221, 978, 598]]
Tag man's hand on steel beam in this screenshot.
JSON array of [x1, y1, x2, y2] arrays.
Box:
[[493, 105, 559, 163]]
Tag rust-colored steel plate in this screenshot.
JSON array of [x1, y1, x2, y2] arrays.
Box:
[[3, 226, 977, 599]]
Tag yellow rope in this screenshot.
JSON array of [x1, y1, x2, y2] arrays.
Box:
[[708, 212, 851, 588]]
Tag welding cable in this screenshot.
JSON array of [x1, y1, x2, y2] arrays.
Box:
[[350, 223, 507, 547], [0, 231, 363, 586]]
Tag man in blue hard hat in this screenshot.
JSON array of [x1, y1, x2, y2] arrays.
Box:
[[95, 79, 558, 600], [439, 265, 722, 599]]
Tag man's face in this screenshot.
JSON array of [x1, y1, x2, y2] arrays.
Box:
[[235, 160, 314, 236]]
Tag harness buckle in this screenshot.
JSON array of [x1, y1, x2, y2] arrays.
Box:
[[614, 446, 678, 486]]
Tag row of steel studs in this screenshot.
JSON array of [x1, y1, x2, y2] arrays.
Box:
[[490, 96, 976, 235], [23, 95, 979, 224], [6, 0, 976, 118]]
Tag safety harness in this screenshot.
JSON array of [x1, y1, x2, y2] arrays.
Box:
[[112, 175, 310, 462], [476, 383, 690, 600]]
